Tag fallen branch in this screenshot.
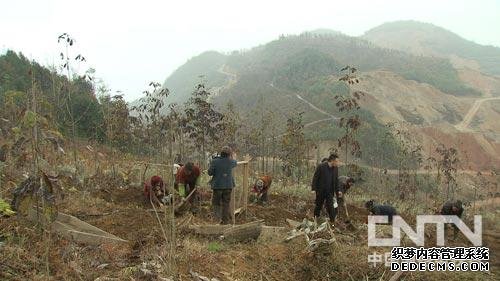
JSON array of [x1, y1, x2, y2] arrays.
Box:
[[306, 238, 335, 253], [26, 210, 128, 246], [285, 218, 337, 252], [74, 210, 123, 217], [221, 220, 264, 242], [189, 224, 232, 236], [284, 230, 306, 242]]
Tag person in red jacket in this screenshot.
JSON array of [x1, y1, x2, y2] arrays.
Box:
[[174, 162, 201, 202], [144, 175, 167, 207], [252, 175, 272, 204]]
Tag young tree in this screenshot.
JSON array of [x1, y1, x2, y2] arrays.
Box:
[[336, 68, 363, 156], [182, 82, 224, 167], [335, 66, 365, 176], [435, 143, 460, 200], [219, 101, 241, 151], [57, 33, 101, 172], [100, 94, 131, 150], [385, 122, 423, 200], [131, 81, 170, 160], [280, 111, 306, 186]]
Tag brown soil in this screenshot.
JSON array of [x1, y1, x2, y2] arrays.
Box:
[[415, 126, 500, 171], [1, 184, 498, 281]]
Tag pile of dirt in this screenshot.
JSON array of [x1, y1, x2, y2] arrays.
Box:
[[243, 194, 315, 226]]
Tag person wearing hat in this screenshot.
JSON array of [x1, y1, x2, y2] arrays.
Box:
[[208, 146, 237, 224], [144, 175, 168, 207], [252, 175, 272, 204]]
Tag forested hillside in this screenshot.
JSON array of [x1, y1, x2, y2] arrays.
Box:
[[0, 50, 103, 139], [164, 31, 479, 105], [151, 29, 496, 169], [162, 51, 228, 104]]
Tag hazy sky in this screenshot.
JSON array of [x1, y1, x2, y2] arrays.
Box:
[[2, 0, 499, 101]]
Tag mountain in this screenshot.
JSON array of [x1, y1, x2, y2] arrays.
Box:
[[363, 20, 500, 76], [153, 24, 500, 170], [307, 29, 343, 36], [163, 31, 481, 105], [162, 51, 228, 104]]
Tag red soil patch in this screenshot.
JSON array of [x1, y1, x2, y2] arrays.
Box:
[[416, 126, 500, 171]]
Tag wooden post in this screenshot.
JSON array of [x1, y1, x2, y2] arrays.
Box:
[[243, 160, 249, 213], [231, 189, 236, 225], [234, 156, 251, 221]]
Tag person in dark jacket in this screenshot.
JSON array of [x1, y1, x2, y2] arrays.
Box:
[[440, 200, 464, 239], [440, 200, 464, 217], [208, 146, 237, 224], [311, 153, 340, 223], [365, 199, 397, 224]]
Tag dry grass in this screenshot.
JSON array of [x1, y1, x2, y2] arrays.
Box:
[[1, 143, 498, 281]]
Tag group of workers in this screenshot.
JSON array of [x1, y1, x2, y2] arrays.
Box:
[[144, 148, 465, 231], [312, 153, 464, 236], [143, 146, 272, 224]]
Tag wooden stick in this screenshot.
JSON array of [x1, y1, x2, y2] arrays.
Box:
[[243, 161, 249, 215], [141, 163, 149, 184], [231, 188, 236, 225], [174, 187, 198, 215], [343, 201, 350, 219], [388, 270, 404, 281], [74, 210, 122, 217]]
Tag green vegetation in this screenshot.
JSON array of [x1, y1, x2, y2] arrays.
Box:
[[395, 106, 425, 125], [161, 51, 228, 104], [0, 198, 15, 216], [223, 33, 479, 97], [274, 49, 342, 91], [0, 50, 104, 139], [207, 241, 223, 252], [277, 75, 405, 168]]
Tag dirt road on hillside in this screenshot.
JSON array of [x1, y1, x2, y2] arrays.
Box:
[[455, 96, 500, 131]]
